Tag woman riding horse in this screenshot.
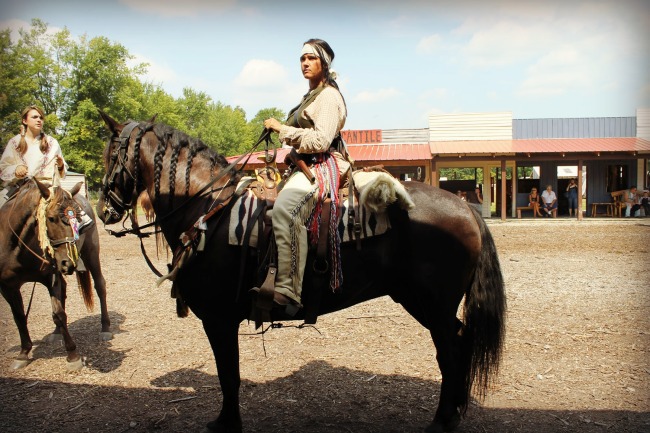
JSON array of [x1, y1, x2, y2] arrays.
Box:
[[0, 105, 92, 231], [263, 38, 350, 310]]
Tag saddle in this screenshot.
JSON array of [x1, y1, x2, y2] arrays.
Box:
[[244, 164, 348, 327], [245, 164, 410, 328], [159, 162, 414, 325]]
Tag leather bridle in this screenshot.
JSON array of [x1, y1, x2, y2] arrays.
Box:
[[8, 184, 81, 270], [101, 124, 274, 238], [101, 121, 141, 221]]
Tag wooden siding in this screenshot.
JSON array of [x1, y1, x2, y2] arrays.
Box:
[[381, 128, 429, 144], [637, 108, 650, 139], [514, 117, 636, 139], [584, 159, 639, 216], [60, 172, 87, 197], [429, 112, 512, 141]]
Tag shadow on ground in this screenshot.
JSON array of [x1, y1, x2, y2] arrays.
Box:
[[4, 311, 127, 373], [1, 359, 648, 433]]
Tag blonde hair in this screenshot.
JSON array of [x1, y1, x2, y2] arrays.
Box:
[[18, 105, 48, 155]]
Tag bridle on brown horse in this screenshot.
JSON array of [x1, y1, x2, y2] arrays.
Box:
[[6, 182, 82, 320], [101, 121, 275, 275], [7, 181, 81, 270]]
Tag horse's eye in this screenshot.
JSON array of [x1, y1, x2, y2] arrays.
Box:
[[48, 216, 56, 222]]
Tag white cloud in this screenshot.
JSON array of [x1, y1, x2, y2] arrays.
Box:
[[233, 59, 288, 89], [456, 18, 553, 68], [352, 88, 401, 104], [231, 59, 302, 116], [0, 18, 63, 43], [118, 0, 235, 17], [517, 47, 587, 97], [416, 34, 442, 55], [130, 53, 179, 85]]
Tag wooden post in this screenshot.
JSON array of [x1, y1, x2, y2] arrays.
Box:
[[578, 159, 584, 221], [430, 159, 438, 187], [501, 159, 507, 221]]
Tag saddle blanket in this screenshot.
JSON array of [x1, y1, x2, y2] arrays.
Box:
[[228, 189, 390, 247], [228, 171, 415, 248]]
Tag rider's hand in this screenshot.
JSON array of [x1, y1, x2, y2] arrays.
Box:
[[15, 165, 28, 178], [263, 118, 282, 133]]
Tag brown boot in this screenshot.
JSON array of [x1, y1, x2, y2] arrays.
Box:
[[273, 291, 292, 306]]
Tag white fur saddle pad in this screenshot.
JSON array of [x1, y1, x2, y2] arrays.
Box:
[[228, 171, 415, 248]]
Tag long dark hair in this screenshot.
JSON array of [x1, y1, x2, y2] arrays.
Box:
[[18, 105, 49, 155], [304, 38, 346, 109]]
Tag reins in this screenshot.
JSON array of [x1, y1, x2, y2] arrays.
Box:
[[103, 126, 274, 278], [7, 185, 55, 270], [105, 127, 273, 238]]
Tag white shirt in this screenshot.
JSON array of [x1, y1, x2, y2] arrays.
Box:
[[541, 190, 557, 204], [0, 134, 67, 186]]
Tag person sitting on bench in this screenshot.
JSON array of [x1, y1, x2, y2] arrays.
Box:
[[540, 185, 557, 217], [528, 187, 542, 217]]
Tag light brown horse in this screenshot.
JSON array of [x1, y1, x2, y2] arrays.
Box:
[[97, 112, 505, 433], [137, 190, 155, 223], [0, 179, 111, 370]]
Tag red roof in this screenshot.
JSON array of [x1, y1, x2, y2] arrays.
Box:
[[227, 137, 650, 168], [430, 137, 650, 155], [348, 144, 430, 161], [227, 143, 431, 168]]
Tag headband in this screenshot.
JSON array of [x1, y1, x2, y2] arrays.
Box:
[[301, 43, 331, 68]]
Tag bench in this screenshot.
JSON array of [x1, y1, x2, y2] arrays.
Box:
[[517, 206, 556, 218], [590, 202, 613, 217], [516, 206, 535, 218]]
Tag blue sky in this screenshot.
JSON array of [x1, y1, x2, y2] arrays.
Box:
[[1, 0, 649, 130]]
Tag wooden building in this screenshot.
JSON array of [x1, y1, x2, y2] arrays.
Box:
[[229, 109, 650, 220]]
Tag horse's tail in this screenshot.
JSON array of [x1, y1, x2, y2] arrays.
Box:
[[75, 271, 95, 312], [460, 206, 506, 412]]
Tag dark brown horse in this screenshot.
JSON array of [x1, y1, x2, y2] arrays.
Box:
[[97, 112, 505, 433], [0, 179, 111, 371]]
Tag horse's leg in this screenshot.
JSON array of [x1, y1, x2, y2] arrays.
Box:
[[397, 288, 465, 433], [86, 246, 112, 340], [47, 287, 64, 342], [426, 315, 464, 433], [48, 276, 83, 371], [202, 317, 242, 433], [1, 284, 33, 369]]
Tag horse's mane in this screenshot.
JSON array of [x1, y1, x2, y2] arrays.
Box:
[[136, 122, 229, 206], [47, 185, 67, 212]]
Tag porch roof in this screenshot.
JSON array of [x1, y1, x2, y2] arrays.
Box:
[[226, 143, 431, 168], [429, 137, 650, 155]]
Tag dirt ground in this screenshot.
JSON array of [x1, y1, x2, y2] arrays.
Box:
[[1, 217, 649, 433]]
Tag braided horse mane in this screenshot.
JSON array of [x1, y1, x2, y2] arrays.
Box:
[[127, 121, 234, 253], [131, 121, 229, 208]]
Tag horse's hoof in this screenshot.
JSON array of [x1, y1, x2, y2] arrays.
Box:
[[425, 415, 461, 433], [205, 418, 242, 433], [45, 333, 64, 344], [11, 358, 32, 370], [66, 357, 84, 372], [99, 331, 113, 341]]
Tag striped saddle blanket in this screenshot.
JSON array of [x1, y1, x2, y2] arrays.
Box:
[[228, 171, 415, 248]]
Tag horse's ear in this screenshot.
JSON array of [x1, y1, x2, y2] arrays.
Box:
[[99, 110, 120, 134], [69, 182, 83, 197], [147, 114, 158, 123], [34, 179, 50, 200]]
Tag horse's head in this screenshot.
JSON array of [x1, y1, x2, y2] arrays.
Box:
[[97, 111, 142, 224], [34, 179, 85, 275]]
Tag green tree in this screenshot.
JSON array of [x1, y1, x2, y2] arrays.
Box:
[[0, 18, 284, 189]]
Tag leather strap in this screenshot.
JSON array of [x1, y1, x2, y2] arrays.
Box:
[[315, 198, 331, 270], [250, 266, 276, 329]]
